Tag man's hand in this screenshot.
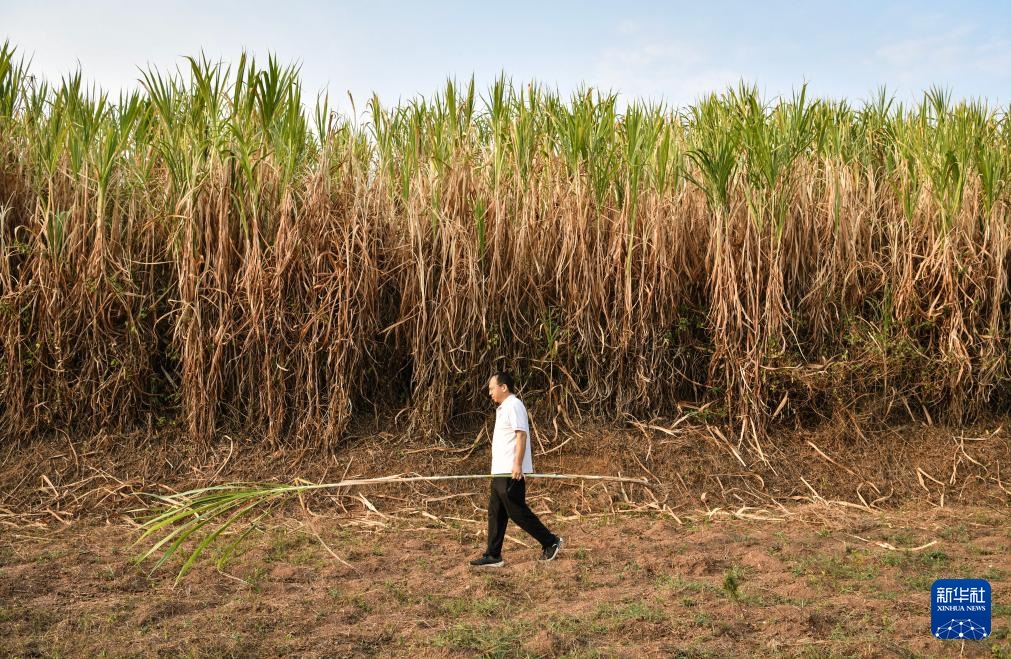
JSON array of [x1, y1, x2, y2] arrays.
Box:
[[512, 429, 526, 480]]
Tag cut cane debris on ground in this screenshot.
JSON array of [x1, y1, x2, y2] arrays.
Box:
[[2, 418, 1010, 656]]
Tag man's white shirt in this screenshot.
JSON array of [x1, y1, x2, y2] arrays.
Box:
[[491, 394, 534, 475]]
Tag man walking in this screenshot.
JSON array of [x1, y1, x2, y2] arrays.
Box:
[[470, 371, 564, 567]]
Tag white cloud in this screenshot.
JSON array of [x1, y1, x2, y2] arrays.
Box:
[[615, 19, 645, 36], [871, 23, 1011, 90], [974, 37, 1011, 76], [592, 38, 741, 107]]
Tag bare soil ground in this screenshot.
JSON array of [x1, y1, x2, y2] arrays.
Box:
[[2, 417, 1010, 657]]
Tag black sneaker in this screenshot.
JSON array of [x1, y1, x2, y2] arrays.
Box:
[[469, 554, 504, 567], [539, 536, 564, 562]]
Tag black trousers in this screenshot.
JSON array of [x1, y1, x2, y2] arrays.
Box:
[[485, 476, 556, 557]]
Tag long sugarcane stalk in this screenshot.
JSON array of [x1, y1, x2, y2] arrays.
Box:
[[131, 472, 657, 584]]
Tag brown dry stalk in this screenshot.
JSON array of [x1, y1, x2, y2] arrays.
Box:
[[0, 50, 1008, 460]]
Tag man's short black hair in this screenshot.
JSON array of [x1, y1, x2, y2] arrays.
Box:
[[491, 371, 515, 392]]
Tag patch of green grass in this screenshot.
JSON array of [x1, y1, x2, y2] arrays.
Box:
[[693, 611, 713, 628], [265, 531, 312, 563], [352, 594, 372, 613], [430, 594, 507, 618], [976, 544, 1001, 556], [984, 567, 1006, 581], [870, 588, 900, 601], [793, 549, 878, 586], [990, 625, 1010, 641], [591, 600, 668, 631], [939, 524, 969, 543], [481, 574, 522, 597], [829, 620, 848, 640], [336, 527, 365, 544], [289, 544, 323, 566], [907, 573, 937, 592], [382, 579, 414, 605], [652, 574, 722, 597], [722, 564, 744, 601], [337, 593, 373, 623], [34, 548, 70, 564], [621, 558, 646, 575], [546, 613, 609, 637], [246, 566, 267, 593], [433, 621, 530, 658], [881, 552, 907, 568], [545, 614, 587, 635], [735, 590, 797, 607], [573, 565, 594, 586], [884, 531, 915, 546], [614, 601, 667, 623], [881, 548, 949, 570]]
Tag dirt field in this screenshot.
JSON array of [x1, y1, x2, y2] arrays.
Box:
[[2, 502, 1008, 657], [2, 419, 1010, 657]]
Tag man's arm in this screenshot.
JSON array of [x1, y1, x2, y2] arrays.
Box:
[[512, 430, 526, 480]]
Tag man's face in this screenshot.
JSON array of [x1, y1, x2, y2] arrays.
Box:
[[487, 376, 509, 405]]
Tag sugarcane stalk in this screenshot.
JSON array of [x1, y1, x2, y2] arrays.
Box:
[[131, 472, 658, 584]]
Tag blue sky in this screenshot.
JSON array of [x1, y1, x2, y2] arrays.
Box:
[[3, 1, 1010, 113]]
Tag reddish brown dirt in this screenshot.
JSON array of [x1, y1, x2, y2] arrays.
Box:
[[2, 503, 1009, 657], [2, 417, 1010, 656]]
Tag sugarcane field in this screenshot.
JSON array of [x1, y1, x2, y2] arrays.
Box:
[[2, 3, 1011, 657]]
